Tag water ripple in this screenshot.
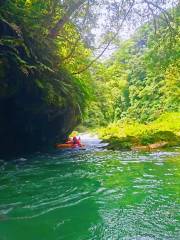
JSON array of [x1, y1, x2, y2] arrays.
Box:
[[0, 147, 179, 239]]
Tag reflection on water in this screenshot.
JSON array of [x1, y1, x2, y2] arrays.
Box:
[[0, 140, 180, 240]]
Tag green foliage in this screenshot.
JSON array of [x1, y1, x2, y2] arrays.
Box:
[[83, 6, 180, 126], [0, 0, 93, 118], [98, 113, 180, 150]]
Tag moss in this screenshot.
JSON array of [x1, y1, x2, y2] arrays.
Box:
[[140, 131, 180, 145], [105, 136, 139, 150], [98, 113, 180, 151], [103, 132, 180, 151]]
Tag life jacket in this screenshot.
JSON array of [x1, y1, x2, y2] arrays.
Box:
[[73, 136, 81, 145]]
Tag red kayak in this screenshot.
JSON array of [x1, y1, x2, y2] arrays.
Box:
[[56, 143, 85, 149]]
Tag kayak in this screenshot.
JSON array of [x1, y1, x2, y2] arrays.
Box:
[[56, 143, 85, 149]]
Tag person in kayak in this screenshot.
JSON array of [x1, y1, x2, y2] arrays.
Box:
[[72, 136, 81, 146], [55, 135, 83, 149]]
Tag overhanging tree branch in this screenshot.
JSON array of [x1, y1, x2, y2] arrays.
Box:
[[62, 1, 90, 62], [144, 0, 174, 30], [49, 0, 86, 38], [73, 0, 135, 75]]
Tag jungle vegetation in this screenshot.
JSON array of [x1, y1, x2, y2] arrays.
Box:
[[0, 0, 179, 154], [84, 5, 180, 126]]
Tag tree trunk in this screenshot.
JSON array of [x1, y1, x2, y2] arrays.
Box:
[[49, 0, 86, 38]]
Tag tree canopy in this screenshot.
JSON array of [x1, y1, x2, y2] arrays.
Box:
[[83, 4, 180, 126]]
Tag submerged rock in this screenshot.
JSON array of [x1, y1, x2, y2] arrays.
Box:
[[132, 141, 168, 151], [103, 131, 180, 151]]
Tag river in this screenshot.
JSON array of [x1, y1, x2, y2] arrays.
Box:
[[0, 134, 180, 240]]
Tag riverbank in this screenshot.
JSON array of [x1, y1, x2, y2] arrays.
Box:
[[97, 113, 180, 151]]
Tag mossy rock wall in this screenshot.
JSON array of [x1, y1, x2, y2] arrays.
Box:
[[0, 18, 81, 156]]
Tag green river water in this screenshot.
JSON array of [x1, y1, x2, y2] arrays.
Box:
[[0, 137, 180, 240]]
